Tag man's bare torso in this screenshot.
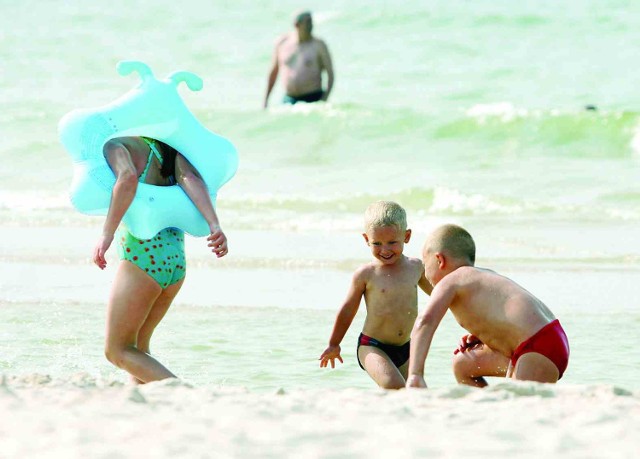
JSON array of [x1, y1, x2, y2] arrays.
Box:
[[276, 33, 326, 96]]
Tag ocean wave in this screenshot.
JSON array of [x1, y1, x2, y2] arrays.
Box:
[[204, 101, 640, 155], [220, 186, 640, 223], [437, 102, 640, 157], [2, 184, 639, 226]]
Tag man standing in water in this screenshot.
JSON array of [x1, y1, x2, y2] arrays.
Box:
[[263, 11, 335, 108]]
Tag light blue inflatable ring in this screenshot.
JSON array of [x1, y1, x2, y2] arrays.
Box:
[[58, 60, 238, 239]]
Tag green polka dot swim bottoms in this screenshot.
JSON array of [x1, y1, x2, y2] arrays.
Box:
[[117, 226, 186, 288]]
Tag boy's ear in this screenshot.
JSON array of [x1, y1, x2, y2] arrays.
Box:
[[362, 233, 370, 245], [404, 229, 412, 243], [436, 252, 446, 269]]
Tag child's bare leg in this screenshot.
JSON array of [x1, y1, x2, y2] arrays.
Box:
[[398, 360, 410, 381], [358, 346, 405, 389], [452, 344, 509, 387], [128, 277, 185, 384], [105, 262, 177, 383], [510, 352, 559, 383]]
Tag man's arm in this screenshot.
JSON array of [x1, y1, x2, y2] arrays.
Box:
[[406, 280, 456, 387], [319, 268, 366, 368], [263, 43, 280, 109], [318, 40, 334, 101]]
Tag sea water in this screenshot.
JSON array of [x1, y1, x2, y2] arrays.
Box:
[[1, 1, 639, 457]]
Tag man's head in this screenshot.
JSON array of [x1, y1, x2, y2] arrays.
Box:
[[363, 201, 411, 265], [422, 224, 475, 285], [293, 10, 313, 35]]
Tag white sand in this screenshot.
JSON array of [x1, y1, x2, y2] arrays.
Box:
[[1, 374, 638, 458]]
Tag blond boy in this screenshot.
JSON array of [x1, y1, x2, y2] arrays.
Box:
[[319, 201, 432, 389], [406, 224, 570, 388]]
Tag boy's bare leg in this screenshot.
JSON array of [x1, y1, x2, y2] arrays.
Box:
[[452, 344, 509, 387], [398, 360, 410, 381], [509, 352, 559, 383], [105, 261, 177, 383], [129, 277, 185, 384], [358, 346, 405, 390]]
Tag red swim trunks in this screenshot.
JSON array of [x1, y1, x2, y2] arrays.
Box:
[[510, 319, 570, 379]]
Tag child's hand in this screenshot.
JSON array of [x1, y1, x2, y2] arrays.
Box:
[[93, 234, 114, 270], [453, 334, 482, 355], [405, 374, 428, 389], [319, 345, 343, 368], [207, 227, 228, 258]]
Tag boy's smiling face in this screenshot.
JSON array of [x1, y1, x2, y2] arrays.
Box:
[[363, 225, 411, 265]]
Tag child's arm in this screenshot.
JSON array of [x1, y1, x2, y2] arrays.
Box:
[[319, 268, 367, 368], [93, 140, 138, 269], [406, 279, 456, 388], [175, 154, 228, 258], [418, 269, 433, 295]]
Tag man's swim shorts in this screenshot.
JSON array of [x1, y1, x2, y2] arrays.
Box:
[[282, 90, 324, 105]]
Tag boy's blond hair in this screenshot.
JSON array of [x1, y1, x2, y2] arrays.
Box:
[[426, 224, 476, 264], [364, 201, 407, 232]]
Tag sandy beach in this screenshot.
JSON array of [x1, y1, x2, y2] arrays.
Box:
[[2, 375, 638, 458]]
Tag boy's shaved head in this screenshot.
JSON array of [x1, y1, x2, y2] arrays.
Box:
[[364, 201, 407, 232], [424, 224, 475, 265]]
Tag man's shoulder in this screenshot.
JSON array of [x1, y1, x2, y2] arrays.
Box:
[[274, 33, 293, 47], [311, 36, 328, 45], [311, 37, 330, 51]]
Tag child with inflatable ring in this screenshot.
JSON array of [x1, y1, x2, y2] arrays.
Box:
[[95, 135, 228, 384], [60, 61, 237, 384]]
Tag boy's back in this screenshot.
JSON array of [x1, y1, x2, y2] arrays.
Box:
[[438, 266, 556, 357]]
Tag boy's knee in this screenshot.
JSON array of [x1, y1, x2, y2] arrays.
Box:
[[451, 352, 464, 372], [379, 379, 405, 390], [452, 352, 474, 381]]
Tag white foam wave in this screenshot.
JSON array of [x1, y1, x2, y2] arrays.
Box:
[[429, 186, 524, 215], [466, 101, 530, 121]]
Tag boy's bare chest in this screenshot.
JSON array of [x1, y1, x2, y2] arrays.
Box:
[[365, 273, 418, 306]]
